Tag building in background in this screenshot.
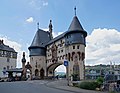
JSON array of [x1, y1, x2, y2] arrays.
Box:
[[0, 40, 17, 77], [85, 64, 120, 81]]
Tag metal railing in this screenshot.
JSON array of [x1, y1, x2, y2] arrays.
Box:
[[101, 83, 120, 92]]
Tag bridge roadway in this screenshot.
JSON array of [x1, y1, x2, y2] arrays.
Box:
[[0, 80, 73, 93], [0, 80, 108, 93]]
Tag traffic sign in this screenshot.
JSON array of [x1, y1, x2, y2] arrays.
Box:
[[64, 60, 68, 66]]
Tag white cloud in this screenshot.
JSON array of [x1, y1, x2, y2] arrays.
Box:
[[0, 36, 29, 68], [28, 0, 48, 10], [42, 1, 48, 6], [26, 17, 34, 23], [41, 28, 64, 38], [86, 28, 120, 65], [42, 28, 49, 31], [53, 31, 64, 38]]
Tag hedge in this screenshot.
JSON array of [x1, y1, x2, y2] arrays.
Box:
[[79, 81, 99, 90]]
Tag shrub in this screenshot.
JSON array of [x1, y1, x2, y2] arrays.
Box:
[[79, 81, 98, 90], [72, 74, 80, 81], [96, 77, 104, 88]]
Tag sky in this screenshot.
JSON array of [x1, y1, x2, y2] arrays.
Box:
[[0, 0, 120, 72]]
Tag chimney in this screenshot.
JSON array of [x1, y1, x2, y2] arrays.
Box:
[[0, 40, 4, 45]]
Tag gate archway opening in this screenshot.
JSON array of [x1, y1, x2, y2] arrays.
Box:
[[35, 69, 39, 76], [47, 63, 66, 80], [40, 68, 44, 79], [55, 65, 66, 79]]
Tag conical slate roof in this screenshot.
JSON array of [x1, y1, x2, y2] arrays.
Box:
[[68, 16, 84, 31], [29, 29, 51, 48], [68, 16, 87, 37]]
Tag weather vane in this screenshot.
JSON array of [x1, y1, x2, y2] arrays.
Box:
[[74, 6, 76, 16], [37, 22, 39, 30]]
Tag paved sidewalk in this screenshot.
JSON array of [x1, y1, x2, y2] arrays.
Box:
[[46, 79, 109, 93]]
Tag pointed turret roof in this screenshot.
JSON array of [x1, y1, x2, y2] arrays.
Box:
[[68, 16, 84, 31], [31, 30, 41, 47], [68, 15, 87, 37], [67, 7, 87, 37], [29, 29, 51, 49]]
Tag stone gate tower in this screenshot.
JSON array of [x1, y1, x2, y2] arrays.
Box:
[[66, 15, 87, 80], [28, 8, 87, 80], [28, 27, 51, 79]]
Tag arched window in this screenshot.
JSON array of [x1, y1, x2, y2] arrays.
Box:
[[82, 52, 85, 61], [68, 53, 70, 61], [77, 52, 81, 61]]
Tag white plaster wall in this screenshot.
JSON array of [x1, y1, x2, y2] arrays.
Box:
[[0, 57, 16, 77]]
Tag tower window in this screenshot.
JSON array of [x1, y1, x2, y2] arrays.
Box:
[[73, 46, 75, 49], [77, 45, 79, 49], [66, 36, 68, 39], [7, 58, 10, 62]]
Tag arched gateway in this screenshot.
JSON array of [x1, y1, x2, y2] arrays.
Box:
[[28, 8, 87, 81]]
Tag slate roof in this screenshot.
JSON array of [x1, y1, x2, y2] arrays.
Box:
[[47, 31, 66, 45], [47, 15, 87, 45], [0, 44, 16, 52], [68, 16, 87, 37], [29, 15, 87, 48], [6, 68, 23, 73], [29, 29, 51, 49], [68, 16, 84, 31]]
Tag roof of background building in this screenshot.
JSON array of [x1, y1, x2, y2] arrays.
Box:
[[6, 68, 23, 73], [0, 40, 16, 52]]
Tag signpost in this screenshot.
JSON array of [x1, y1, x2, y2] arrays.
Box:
[[64, 60, 69, 85]]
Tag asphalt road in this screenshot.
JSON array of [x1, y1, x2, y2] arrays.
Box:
[[0, 81, 73, 93]]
